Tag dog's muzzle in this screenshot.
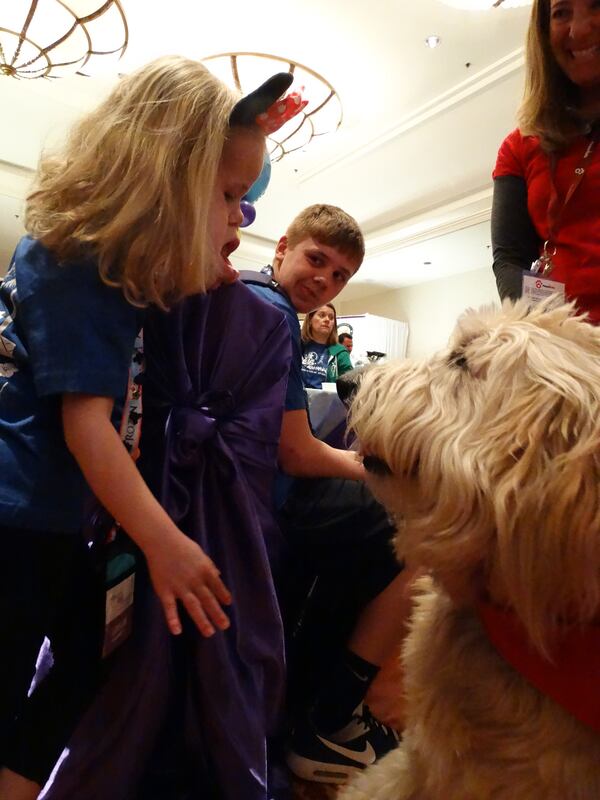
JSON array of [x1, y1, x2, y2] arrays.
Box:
[[363, 455, 393, 476]]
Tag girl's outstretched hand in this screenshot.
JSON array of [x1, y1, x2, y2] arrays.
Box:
[[61, 394, 233, 637], [145, 530, 232, 637]]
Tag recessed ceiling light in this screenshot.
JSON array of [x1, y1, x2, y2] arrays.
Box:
[[425, 35, 441, 49]]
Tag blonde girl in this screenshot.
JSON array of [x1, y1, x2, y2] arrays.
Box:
[[0, 56, 288, 799]]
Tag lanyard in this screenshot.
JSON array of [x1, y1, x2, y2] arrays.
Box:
[[119, 330, 144, 459], [547, 134, 598, 241], [533, 132, 599, 277]]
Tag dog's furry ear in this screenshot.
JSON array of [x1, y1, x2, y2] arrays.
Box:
[[351, 302, 600, 652], [475, 305, 600, 654]]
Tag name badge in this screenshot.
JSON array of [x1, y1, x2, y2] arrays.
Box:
[[103, 570, 135, 658], [522, 273, 565, 305]]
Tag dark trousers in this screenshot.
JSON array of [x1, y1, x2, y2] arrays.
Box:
[[277, 477, 401, 714], [0, 527, 104, 786]]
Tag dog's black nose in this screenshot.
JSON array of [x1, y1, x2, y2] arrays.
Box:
[[363, 455, 392, 476], [336, 367, 366, 407]]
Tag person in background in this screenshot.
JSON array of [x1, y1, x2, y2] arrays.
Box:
[[492, 0, 600, 321], [300, 303, 353, 389], [339, 332, 354, 355], [0, 56, 273, 800]]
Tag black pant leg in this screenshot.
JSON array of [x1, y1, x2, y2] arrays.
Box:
[[2, 529, 104, 785], [277, 478, 401, 713], [0, 531, 49, 770]]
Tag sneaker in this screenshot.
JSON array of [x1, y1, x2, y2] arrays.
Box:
[[286, 703, 400, 784]]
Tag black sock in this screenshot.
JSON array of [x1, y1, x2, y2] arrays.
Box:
[[310, 650, 380, 735]]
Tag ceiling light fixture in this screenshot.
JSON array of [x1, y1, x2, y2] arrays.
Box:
[[425, 35, 441, 48], [0, 1, 128, 79], [438, 0, 532, 9], [203, 52, 343, 162]]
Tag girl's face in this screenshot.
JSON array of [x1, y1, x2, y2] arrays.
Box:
[[311, 305, 336, 341], [550, 0, 600, 95], [208, 126, 265, 290]]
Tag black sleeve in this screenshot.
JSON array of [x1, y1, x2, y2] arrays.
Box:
[[491, 175, 541, 301]]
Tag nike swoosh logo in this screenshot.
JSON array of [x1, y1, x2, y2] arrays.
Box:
[[316, 736, 376, 766]]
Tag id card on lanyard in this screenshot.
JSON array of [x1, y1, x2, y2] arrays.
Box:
[[524, 131, 598, 302], [98, 330, 144, 658]]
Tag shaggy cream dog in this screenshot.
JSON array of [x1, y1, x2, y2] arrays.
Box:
[[338, 300, 600, 800]]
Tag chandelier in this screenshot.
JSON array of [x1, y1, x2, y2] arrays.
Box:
[[203, 52, 343, 162], [0, 1, 128, 79], [439, 0, 532, 8]]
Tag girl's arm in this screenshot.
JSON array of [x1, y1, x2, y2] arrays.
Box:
[[62, 393, 232, 637]]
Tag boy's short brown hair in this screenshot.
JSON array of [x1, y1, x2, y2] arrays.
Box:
[[285, 204, 365, 268]]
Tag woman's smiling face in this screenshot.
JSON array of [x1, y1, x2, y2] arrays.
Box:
[[550, 0, 600, 97]]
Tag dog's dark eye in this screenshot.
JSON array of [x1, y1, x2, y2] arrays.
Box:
[[448, 349, 468, 370], [363, 455, 392, 476]]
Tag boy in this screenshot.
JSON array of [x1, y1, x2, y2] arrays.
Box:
[[243, 205, 411, 784]]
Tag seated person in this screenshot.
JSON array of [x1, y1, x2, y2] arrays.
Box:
[[338, 332, 353, 354], [243, 204, 411, 785], [300, 303, 353, 388]]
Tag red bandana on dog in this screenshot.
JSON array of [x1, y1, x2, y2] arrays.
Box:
[[477, 600, 600, 734]]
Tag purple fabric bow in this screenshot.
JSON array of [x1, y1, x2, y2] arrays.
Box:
[[42, 281, 292, 800]]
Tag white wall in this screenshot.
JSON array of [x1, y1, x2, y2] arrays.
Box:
[[338, 267, 500, 359]]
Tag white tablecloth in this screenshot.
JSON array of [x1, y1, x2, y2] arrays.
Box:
[[306, 387, 347, 441]]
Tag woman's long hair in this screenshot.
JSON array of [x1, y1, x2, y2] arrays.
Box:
[[26, 56, 239, 308], [519, 0, 587, 151], [301, 303, 338, 346]]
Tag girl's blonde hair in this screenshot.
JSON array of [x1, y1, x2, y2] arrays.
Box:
[[26, 56, 240, 308], [519, 0, 585, 151], [301, 303, 338, 346]]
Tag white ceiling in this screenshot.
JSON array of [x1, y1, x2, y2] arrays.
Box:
[[0, 0, 532, 301]]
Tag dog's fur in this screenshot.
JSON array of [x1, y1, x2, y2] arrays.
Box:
[[338, 300, 600, 800]]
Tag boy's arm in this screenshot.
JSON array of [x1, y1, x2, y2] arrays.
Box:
[[278, 407, 364, 481], [62, 393, 232, 638]]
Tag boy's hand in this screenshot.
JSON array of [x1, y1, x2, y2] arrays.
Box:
[[344, 448, 366, 481], [145, 531, 232, 637]]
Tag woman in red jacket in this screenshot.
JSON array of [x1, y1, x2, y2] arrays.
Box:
[[492, 0, 600, 322]]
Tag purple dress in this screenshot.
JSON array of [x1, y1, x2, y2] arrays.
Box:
[[41, 281, 292, 800]]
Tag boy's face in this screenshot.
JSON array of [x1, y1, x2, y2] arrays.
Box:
[[273, 236, 360, 313]]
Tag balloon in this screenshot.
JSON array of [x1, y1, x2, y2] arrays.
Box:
[[245, 151, 271, 203], [240, 200, 256, 228]]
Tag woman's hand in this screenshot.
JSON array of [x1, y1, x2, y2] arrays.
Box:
[[144, 531, 232, 637]]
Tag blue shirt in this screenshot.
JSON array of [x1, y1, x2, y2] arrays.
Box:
[[0, 237, 142, 532], [301, 342, 329, 389], [245, 270, 306, 507]]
